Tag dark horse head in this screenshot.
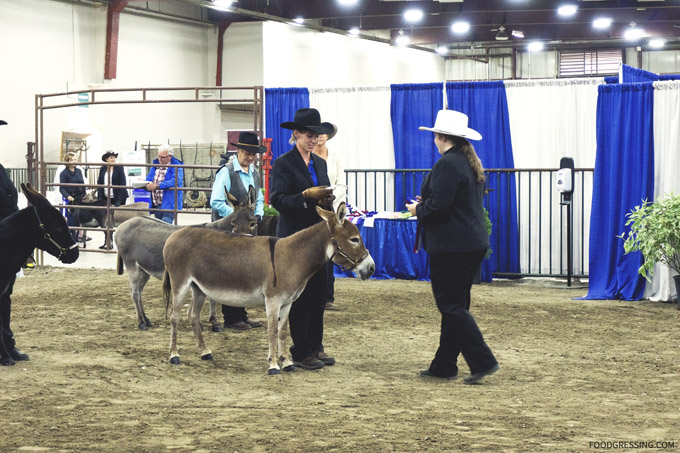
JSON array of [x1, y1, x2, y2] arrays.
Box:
[[22, 183, 79, 264]]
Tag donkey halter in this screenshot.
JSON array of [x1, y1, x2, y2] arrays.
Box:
[[33, 206, 78, 260], [326, 222, 369, 271]]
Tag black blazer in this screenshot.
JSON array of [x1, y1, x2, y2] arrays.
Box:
[[0, 164, 18, 220], [270, 147, 330, 238], [416, 145, 489, 254], [97, 165, 129, 205]]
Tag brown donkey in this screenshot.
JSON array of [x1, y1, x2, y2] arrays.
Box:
[[162, 202, 375, 374]]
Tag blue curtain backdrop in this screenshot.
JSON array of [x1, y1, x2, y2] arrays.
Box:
[[621, 64, 680, 83], [446, 81, 520, 281], [584, 83, 655, 300], [264, 88, 309, 161], [390, 83, 444, 210]]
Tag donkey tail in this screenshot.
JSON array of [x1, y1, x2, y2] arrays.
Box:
[[116, 252, 124, 275], [162, 269, 171, 319]]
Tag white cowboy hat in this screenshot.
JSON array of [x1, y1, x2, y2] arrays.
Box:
[[418, 109, 482, 141]]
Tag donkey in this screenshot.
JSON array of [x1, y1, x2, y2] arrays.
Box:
[[115, 187, 258, 330], [0, 183, 79, 365], [162, 202, 375, 375]]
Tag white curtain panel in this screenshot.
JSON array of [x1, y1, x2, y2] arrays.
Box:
[[310, 87, 395, 212], [645, 81, 680, 301], [505, 78, 603, 276]]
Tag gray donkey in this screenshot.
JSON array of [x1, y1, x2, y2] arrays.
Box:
[[115, 187, 258, 330]]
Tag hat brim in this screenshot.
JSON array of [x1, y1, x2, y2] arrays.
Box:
[[230, 142, 267, 154], [326, 123, 338, 140], [280, 121, 335, 135], [418, 126, 482, 141], [0, 120, 7, 126], [101, 152, 119, 161]]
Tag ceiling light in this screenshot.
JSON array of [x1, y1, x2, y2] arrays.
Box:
[[495, 26, 509, 41], [511, 30, 524, 38], [451, 21, 470, 34], [293, 17, 304, 25], [395, 30, 410, 46], [557, 5, 578, 17], [436, 46, 449, 55], [527, 41, 544, 52], [207, 0, 233, 9], [592, 17, 612, 29], [648, 39, 665, 49], [338, 0, 358, 5], [624, 23, 646, 41], [348, 27, 360, 36], [404, 9, 424, 23]]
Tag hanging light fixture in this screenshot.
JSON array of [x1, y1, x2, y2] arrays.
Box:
[[495, 26, 509, 41]]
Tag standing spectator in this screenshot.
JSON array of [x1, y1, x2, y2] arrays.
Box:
[[270, 108, 335, 370], [145, 144, 183, 224], [59, 152, 86, 241], [0, 119, 30, 365], [406, 109, 499, 385], [97, 151, 128, 207], [312, 123, 345, 311], [210, 131, 265, 330]]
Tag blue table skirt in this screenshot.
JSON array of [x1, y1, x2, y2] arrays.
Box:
[[335, 218, 430, 281], [334, 217, 492, 282]]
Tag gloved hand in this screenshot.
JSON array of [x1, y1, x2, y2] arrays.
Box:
[[303, 186, 333, 202], [318, 194, 336, 211]]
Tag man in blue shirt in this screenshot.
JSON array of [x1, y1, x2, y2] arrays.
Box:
[[145, 144, 183, 224], [210, 132, 265, 330]]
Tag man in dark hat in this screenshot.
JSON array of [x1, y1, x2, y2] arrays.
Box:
[[209, 131, 265, 330], [0, 120, 30, 364], [270, 108, 336, 370]]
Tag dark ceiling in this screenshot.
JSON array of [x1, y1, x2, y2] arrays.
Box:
[[205, 0, 680, 50]]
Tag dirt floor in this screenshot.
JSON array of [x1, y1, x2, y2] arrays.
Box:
[[1, 267, 679, 452]]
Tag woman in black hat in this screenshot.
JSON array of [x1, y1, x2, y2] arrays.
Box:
[[97, 151, 128, 208], [270, 108, 336, 370]]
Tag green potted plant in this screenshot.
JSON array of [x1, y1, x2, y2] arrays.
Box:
[[619, 193, 680, 307]]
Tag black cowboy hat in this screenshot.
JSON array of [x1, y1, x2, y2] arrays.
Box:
[[230, 131, 267, 154], [280, 108, 334, 135], [101, 151, 118, 161], [0, 120, 7, 126]]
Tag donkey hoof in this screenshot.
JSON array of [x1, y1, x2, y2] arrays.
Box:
[[267, 368, 281, 375], [169, 356, 180, 365], [201, 353, 213, 361], [282, 365, 296, 373], [138, 323, 148, 331], [144, 319, 153, 327], [211, 326, 223, 333]]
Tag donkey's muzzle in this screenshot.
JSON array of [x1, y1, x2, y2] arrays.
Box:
[[356, 255, 375, 280]]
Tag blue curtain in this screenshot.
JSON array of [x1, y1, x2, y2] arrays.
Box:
[[604, 76, 619, 84], [583, 83, 655, 300], [390, 83, 444, 210], [264, 88, 309, 161], [446, 81, 520, 282]]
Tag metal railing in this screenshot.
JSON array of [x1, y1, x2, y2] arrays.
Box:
[[345, 168, 594, 279]]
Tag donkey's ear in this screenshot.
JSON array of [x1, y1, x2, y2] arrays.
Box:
[[336, 202, 347, 224], [247, 185, 257, 211], [316, 205, 334, 222], [21, 182, 46, 207], [225, 187, 236, 208]]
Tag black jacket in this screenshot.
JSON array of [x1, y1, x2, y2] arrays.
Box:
[[0, 164, 18, 220], [270, 147, 330, 238], [97, 165, 129, 205], [59, 167, 85, 199], [416, 145, 489, 254]]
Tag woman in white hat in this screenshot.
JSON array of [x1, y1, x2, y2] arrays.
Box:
[[406, 109, 499, 385]]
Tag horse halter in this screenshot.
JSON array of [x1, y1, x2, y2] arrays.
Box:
[[326, 222, 369, 271], [32, 206, 78, 260]]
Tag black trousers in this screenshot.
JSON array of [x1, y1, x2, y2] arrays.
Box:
[[289, 262, 329, 362], [1, 273, 17, 351], [222, 305, 248, 324], [323, 262, 335, 303], [428, 250, 497, 377]]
